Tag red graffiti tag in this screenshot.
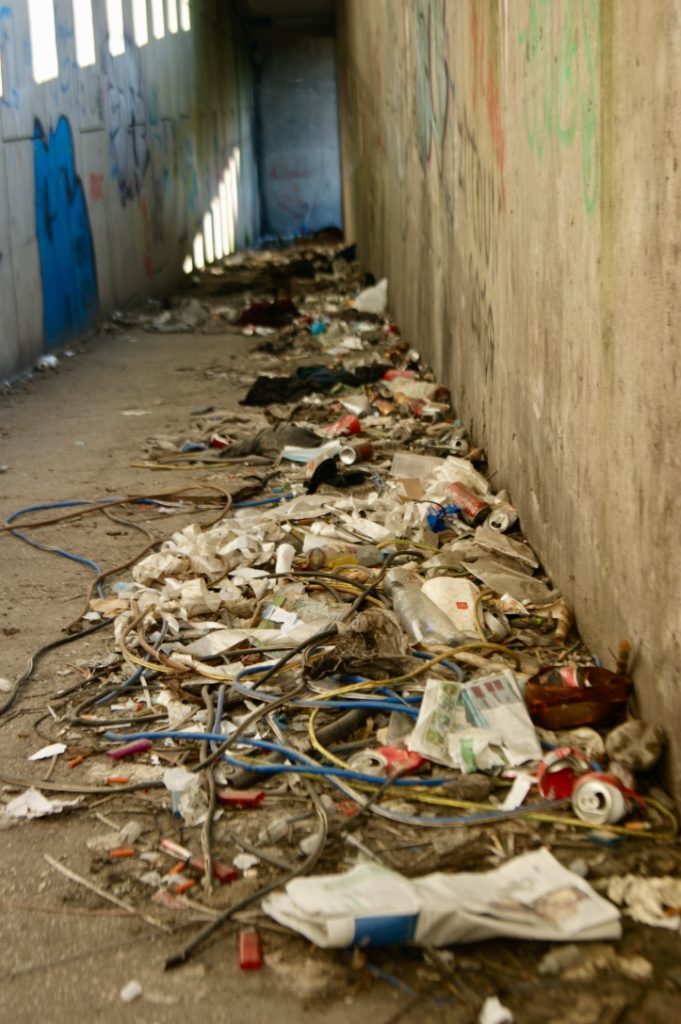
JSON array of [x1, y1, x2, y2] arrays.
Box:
[[470, 3, 505, 201], [89, 173, 105, 202]]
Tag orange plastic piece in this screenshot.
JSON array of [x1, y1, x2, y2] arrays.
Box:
[[109, 847, 135, 859], [106, 776, 130, 785], [174, 879, 195, 895], [67, 755, 84, 769]]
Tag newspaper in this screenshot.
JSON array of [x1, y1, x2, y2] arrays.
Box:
[[262, 848, 621, 948], [408, 671, 542, 772]]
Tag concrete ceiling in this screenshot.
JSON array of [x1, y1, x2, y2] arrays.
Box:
[[236, 0, 335, 33]]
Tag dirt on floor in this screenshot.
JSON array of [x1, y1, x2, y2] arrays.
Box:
[[1, 248, 681, 1024]]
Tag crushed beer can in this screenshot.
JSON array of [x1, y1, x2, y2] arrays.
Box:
[[571, 772, 633, 824], [537, 746, 591, 799]]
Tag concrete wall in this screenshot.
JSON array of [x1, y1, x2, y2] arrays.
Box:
[[337, 1, 681, 797], [0, 0, 259, 380], [255, 35, 342, 236]]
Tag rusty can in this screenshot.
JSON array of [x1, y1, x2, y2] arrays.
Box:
[[340, 442, 374, 466], [571, 772, 630, 824], [445, 482, 491, 526]]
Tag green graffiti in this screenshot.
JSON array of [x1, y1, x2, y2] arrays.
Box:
[[580, 0, 600, 215], [518, 0, 600, 215], [414, 0, 451, 168]]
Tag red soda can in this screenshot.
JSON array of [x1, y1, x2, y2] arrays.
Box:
[[445, 482, 491, 525], [326, 414, 361, 437], [537, 747, 590, 799]]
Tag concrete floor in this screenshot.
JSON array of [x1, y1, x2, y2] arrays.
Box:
[[0, 326, 445, 1023], [2, 304, 681, 1024]]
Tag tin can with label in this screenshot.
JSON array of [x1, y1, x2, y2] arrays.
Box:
[[571, 772, 630, 824], [445, 482, 491, 526]]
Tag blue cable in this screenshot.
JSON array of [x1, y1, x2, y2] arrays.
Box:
[[229, 663, 419, 714], [4, 492, 292, 584], [104, 728, 442, 787], [413, 650, 464, 679], [8, 528, 103, 578], [232, 494, 295, 509], [5, 496, 162, 596], [103, 726, 564, 827]]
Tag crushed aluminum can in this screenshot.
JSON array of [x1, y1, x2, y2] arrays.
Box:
[[537, 746, 591, 800], [488, 502, 519, 532], [571, 772, 630, 824], [339, 442, 374, 466], [347, 750, 390, 776]]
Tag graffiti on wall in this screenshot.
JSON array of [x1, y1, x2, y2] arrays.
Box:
[[0, 5, 19, 111], [518, 0, 600, 215], [33, 116, 98, 347], [103, 40, 150, 205], [470, 0, 505, 198], [414, 0, 452, 169]]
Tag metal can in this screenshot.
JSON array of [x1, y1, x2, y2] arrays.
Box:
[[488, 502, 519, 532], [445, 482, 491, 526], [571, 772, 630, 824], [450, 437, 470, 455], [347, 750, 389, 776], [537, 746, 590, 799], [340, 442, 374, 465]]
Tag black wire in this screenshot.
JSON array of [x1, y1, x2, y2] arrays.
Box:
[[199, 686, 218, 890], [0, 617, 114, 718]]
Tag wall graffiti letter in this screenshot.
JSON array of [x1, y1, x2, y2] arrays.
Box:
[[414, 0, 451, 169], [33, 116, 99, 348]]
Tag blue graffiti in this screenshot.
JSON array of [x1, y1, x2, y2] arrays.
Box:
[[33, 116, 98, 348]]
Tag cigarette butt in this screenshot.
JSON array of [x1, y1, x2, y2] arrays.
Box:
[[109, 847, 136, 859], [68, 755, 84, 769]]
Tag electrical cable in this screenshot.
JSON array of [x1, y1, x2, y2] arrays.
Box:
[[0, 617, 114, 717]]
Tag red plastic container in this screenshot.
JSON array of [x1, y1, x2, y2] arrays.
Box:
[[524, 666, 632, 729]]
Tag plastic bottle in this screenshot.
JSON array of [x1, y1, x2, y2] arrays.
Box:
[[383, 568, 465, 646], [306, 544, 383, 569]]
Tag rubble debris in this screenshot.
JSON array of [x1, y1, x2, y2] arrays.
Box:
[[2, 241, 678, 1010]]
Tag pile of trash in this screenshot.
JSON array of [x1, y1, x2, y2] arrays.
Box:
[[2, 243, 679, 1012]]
